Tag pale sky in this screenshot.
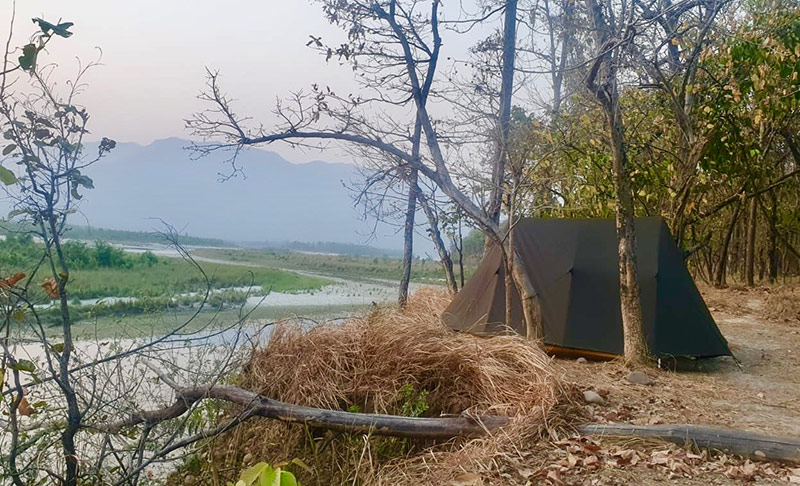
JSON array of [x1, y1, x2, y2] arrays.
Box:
[[1, 1, 500, 164]]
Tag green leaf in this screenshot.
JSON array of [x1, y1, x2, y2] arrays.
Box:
[[12, 309, 25, 323], [290, 458, 312, 474], [32, 18, 74, 38], [279, 471, 297, 486], [18, 43, 37, 71], [0, 166, 18, 185], [239, 463, 271, 486], [71, 186, 83, 200], [2, 144, 16, 155], [75, 174, 94, 189], [33, 128, 50, 139], [12, 359, 35, 373], [259, 468, 279, 486]]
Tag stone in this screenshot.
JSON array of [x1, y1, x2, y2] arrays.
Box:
[[626, 371, 654, 385], [583, 390, 605, 404], [450, 472, 483, 486], [576, 357, 588, 364]]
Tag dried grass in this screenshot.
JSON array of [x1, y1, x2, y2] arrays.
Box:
[[198, 289, 581, 486], [761, 286, 800, 324], [701, 284, 800, 324]]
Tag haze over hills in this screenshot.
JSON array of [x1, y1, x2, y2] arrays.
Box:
[[72, 138, 413, 253]]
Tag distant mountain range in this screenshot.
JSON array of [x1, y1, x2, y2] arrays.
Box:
[[70, 138, 411, 253]]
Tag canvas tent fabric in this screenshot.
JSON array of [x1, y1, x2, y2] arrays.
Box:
[[442, 217, 731, 358]]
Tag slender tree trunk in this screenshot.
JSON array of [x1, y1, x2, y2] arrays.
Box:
[[399, 117, 426, 306], [767, 192, 779, 283], [42, 215, 80, 486], [730, 220, 741, 282], [503, 239, 515, 329], [457, 218, 465, 288], [398, 167, 419, 306], [715, 203, 740, 287], [417, 190, 458, 294], [585, 0, 648, 366], [745, 196, 758, 287], [610, 104, 648, 366], [512, 250, 543, 340], [485, 0, 518, 255]]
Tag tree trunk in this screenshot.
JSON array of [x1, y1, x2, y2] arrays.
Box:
[[502, 244, 515, 329], [108, 384, 509, 441], [457, 218, 465, 288], [512, 250, 543, 340], [714, 203, 741, 287], [580, 424, 800, 463], [585, 0, 648, 367], [767, 192, 779, 283], [745, 196, 758, 287], [417, 190, 458, 294], [398, 168, 419, 307], [484, 0, 518, 254], [611, 109, 648, 367]]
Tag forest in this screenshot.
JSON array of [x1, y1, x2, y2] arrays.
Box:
[[0, 0, 799, 485]]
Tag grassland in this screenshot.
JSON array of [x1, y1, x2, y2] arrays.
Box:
[[0, 234, 332, 325], [192, 248, 476, 283], [65, 260, 329, 300], [65, 303, 365, 341]]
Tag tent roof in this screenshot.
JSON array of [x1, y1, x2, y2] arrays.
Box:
[[442, 217, 730, 358]]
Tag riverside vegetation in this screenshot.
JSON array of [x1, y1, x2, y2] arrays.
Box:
[[0, 234, 330, 324]]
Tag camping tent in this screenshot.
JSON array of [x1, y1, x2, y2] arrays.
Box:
[[442, 217, 731, 359]]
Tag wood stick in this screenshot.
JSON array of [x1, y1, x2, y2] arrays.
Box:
[[580, 424, 800, 463], [103, 384, 509, 440], [101, 382, 800, 462]]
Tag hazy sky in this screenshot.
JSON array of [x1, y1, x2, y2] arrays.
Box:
[[1, 1, 494, 164]]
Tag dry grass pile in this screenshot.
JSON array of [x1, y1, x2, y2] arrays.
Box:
[[195, 289, 580, 485]]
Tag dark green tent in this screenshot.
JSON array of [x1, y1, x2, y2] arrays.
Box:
[[442, 217, 731, 359]]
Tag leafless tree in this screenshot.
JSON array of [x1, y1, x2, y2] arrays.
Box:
[[0, 15, 259, 485], [188, 0, 545, 339]]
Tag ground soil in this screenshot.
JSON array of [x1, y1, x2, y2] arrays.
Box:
[[537, 285, 800, 486]]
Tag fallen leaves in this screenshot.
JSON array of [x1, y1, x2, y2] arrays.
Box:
[[0, 272, 25, 289], [529, 436, 798, 485], [41, 277, 59, 298]]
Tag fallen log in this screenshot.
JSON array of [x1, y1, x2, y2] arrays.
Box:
[[103, 374, 800, 459], [104, 384, 509, 440], [580, 424, 800, 463]]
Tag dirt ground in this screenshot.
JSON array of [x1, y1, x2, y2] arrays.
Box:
[[538, 285, 800, 486]]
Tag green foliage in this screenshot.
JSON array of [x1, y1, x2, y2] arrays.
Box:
[[0, 166, 18, 185], [0, 235, 159, 271], [0, 234, 329, 325], [17, 43, 38, 71], [459, 229, 486, 258], [230, 462, 297, 486], [31, 18, 74, 38], [398, 383, 429, 418]]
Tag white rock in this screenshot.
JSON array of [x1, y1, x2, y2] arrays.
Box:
[[626, 371, 654, 385], [576, 357, 588, 364], [583, 390, 605, 404]]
